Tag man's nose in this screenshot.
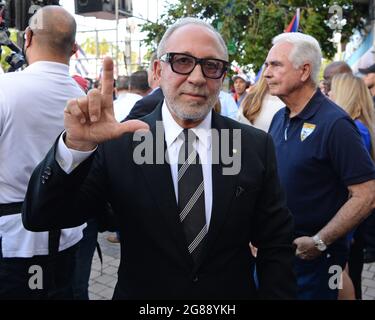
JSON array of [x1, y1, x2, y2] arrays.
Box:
[[263, 66, 271, 78], [187, 63, 206, 85]]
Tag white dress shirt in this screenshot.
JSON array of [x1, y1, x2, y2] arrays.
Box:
[[56, 101, 214, 227], [0, 61, 86, 258]]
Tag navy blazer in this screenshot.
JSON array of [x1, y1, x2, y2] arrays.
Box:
[[125, 87, 164, 121]]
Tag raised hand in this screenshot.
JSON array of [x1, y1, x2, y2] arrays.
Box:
[[64, 57, 149, 151]]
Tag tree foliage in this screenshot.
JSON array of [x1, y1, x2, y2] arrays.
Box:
[[141, 0, 368, 73], [81, 37, 111, 57]]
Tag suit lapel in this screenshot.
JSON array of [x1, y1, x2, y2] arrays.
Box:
[[134, 104, 192, 265]]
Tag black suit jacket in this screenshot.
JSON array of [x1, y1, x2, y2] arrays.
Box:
[[125, 87, 164, 121], [23, 104, 296, 299]]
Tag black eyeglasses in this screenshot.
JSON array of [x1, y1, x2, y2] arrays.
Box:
[[160, 52, 228, 79]]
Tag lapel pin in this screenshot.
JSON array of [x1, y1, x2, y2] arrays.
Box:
[[236, 186, 244, 197]]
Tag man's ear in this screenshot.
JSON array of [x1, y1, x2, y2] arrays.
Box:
[[71, 42, 78, 57], [24, 27, 33, 49], [154, 59, 162, 81], [301, 63, 312, 82]]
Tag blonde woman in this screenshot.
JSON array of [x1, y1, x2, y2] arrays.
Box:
[[330, 74, 375, 158], [237, 72, 284, 132], [330, 73, 375, 300]]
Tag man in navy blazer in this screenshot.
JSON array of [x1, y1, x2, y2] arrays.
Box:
[[125, 52, 164, 121], [23, 18, 296, 299], [125, 87, 164, 121]]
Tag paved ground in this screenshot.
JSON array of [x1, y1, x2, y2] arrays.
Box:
[[89, 232, 375, 300], [362, 263, 375, 299], [88, 232, 120, 300]]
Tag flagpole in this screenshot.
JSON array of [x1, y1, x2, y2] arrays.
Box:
[[115, 0, 119, 78]]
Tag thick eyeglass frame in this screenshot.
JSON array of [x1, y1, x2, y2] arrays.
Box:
[[159, 52, 229, 79]]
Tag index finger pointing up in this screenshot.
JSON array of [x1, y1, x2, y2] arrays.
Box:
[[101, 56, 114, 96]]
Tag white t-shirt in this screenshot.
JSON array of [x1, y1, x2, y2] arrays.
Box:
[[0, 61, 86, 257], [237, 93, 284, 132]]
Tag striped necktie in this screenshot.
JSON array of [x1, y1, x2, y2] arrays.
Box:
[[178, 129, 207, 263]]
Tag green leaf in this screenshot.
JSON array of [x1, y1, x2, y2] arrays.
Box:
[[140, 0, 366, 74]]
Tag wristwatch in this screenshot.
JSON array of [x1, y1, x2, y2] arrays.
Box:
[[312, 234, 327, 251]]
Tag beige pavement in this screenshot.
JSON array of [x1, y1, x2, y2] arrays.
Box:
[[89, 232, 375, 300]]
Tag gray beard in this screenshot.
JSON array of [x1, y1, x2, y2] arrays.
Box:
[[170, 103, 211, 121], [164, 89, 220, 122]]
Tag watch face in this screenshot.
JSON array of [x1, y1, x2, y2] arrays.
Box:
[[318, 242, 326, 251], [313, 236, 327, 251]]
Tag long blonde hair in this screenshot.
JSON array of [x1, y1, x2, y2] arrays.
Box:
[[242, 72, 269, 123], [331, 73, 375, 159]]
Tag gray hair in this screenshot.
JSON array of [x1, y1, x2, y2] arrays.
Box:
[[272, 32, 322, 86], [157, 17, 228, 60]]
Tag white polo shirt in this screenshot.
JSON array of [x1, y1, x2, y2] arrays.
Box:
[[113, 91, 142, 122], [0, 61, 86, 258]]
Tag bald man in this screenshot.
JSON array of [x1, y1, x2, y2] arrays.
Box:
[[0, 6, 86, 299], [322, 61, 352, 96]]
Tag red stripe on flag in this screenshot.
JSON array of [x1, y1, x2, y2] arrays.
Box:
[[285, 15, 296, 32]]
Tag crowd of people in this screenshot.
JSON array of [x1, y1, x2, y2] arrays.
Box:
[[1, 5, 375, 300]]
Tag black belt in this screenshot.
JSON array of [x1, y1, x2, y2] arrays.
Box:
[[0, 202, 60, 255], [0, 202, 23, 217]]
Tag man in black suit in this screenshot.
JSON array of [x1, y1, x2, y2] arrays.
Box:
[[125, 52, 164, 120], [23, 18, 296, 299]]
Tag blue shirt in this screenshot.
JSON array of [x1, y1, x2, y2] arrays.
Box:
[[219, 91, 238, 120], [269, 90, 375, 247], [355, 119, 371, 152]]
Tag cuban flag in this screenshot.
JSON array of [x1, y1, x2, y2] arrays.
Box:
[[74, 45, 89, 77], [285, 8, 300, 32]]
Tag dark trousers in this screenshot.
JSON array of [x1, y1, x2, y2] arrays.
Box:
[[348, 224, 365, 300], [72, 219, 98, 300], [364, 211, 375, 262], [294, 247, 348, 300], [0, 243, 78, 300]]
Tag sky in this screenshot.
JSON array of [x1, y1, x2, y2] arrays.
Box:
[[60, 0, 172, 39]]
